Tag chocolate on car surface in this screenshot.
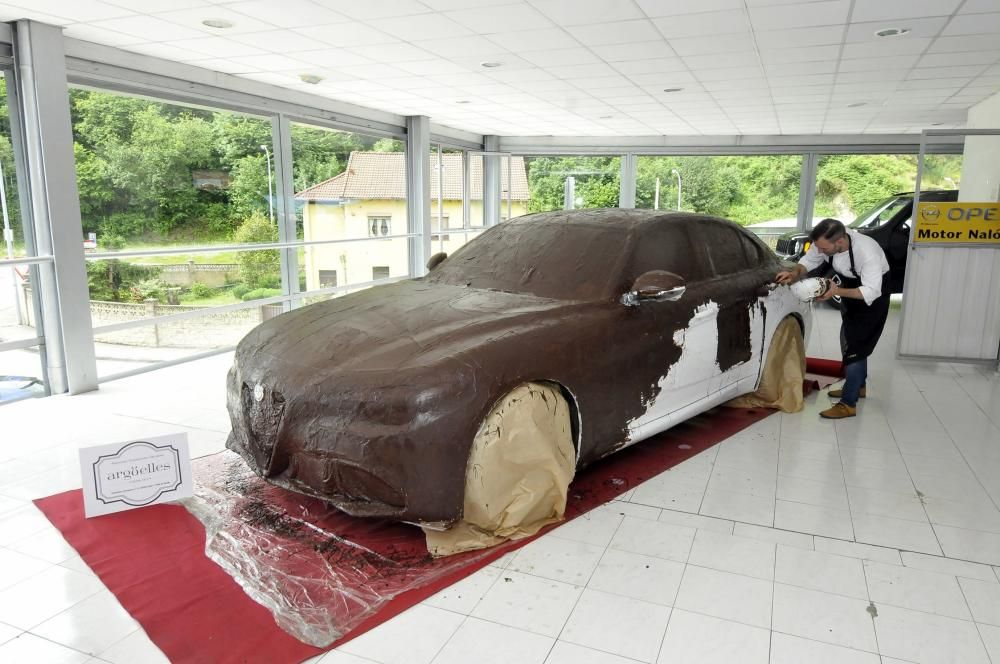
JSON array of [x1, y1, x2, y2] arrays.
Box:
[[226, 208, 809, 525]]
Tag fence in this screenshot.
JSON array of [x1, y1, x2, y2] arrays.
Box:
[[150, 262, 240, 288]]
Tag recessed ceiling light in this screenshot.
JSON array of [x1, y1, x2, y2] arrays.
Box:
[[299, 73, 323, 84], [202, 18, 234, 29], [663, 87, 684, 93], [931, 122, 944, 126], [875, 27, 910, 37], [455, 100, 471, 104], [847, 102, 866, 108], [480, 61, 503, 68], [598, 115, 614, 119]]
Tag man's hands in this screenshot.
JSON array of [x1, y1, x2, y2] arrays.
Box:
[[815, 283, 838, 301], [774, 264, 804, 284]]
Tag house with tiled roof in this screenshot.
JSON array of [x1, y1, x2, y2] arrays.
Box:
[[297, 151, 528, 292]]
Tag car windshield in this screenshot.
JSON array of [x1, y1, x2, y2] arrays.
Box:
[[849, 196, 910, 229], [425, 220, 626, 301]]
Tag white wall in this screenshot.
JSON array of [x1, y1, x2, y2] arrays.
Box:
[[959, 91, 1000, 202]]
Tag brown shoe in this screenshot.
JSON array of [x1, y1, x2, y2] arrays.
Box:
[[820, 402, 856, 419], [829, 387, 866, 399]]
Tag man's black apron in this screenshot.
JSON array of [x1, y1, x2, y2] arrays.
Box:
[[829, 238, 891, 366]]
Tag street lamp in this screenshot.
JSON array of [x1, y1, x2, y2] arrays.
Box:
[[260, 144, 274, 223], [671, 168, 682, 211]]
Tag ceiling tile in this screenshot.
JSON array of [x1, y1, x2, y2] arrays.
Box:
[[376, 13, 472, 41], [669, 33, 757, 56], [346, 42, 438, 63], [748, 0, 849, 31], [484, 27, 581, 52], [836, 70, 908, 83], [63, 22, 147, 46], [521, 47, 601, 67], [851, 0, 961, 23], [226, 53, 317, 72], [547, 62, 620, 79], [919, 51, 1000, 67], [106, 0, 208, 10], [755, 25, 844, 49], [846, 17, 948, 42], [328, 62, 413, 78], [567, 19, 662, 45], [613, 57, 689, 74], [512, 78, 579, 92], [637, 0, 744, 17], [294, 48, 375, 67], [395, 58, 471, 76], [89, 15, 206, 41], [530, 0, 644, 26], [446, 4, 554, 33], [591, 41, 675, 62], [188, 57, 260, 74], [697, 66, 762, 81], [653, 9, 750, 38], [837, 54, 919, 71], [841, 37, 934, 59], [909, 65, 988, 79], [628, 70, 697, 86], [125, 42, 208, 61], [294, 22, 398, 47], [943, 12, 1000, 36], [167, 36, 269, 58], [6, 0, 133, 22], [959, 0, 1000, 13], [417, 35, 509, 58], [225, 0, 350, 28], [683, 51, 761, 69], [765, 60, 838, 76], [759, 43, 841, 64], [155, 6, 277, 35], [312, 0, 432, 20], [230, 30, 331, 53]]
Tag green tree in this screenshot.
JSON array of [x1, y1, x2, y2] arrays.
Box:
[[233, 211, 280, 289]]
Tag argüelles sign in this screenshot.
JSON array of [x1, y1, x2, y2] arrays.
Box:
[[914, 202, 1000, 244], [79, 433, 193, 518]]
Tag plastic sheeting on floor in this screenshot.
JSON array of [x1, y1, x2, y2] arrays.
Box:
[[34, 373, 834, 663]]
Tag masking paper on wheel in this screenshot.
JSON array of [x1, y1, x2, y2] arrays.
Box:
[[725, 317, 805, 412], [424, 382, 576, 557]]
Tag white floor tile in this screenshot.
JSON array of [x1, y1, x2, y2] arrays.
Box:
[[629, 477, 705, 513], [776, 475, 849, 510], [656, 608, 768, 664], [8, 528, 80, 564], [686, 529, 775, 580], [838, 447, 906, 471], [608, 516, 695, 563], [864, 560, 971, 620], [508, 536, 605, 586], [847, 485, 927, 523], [673, 566, 772, 629], [852, 513, 942, 555], [586, 549, 684, 607], [731, 522, 813, 550], [0, 622, 20, 646], [422, 566, 501, 615], [470, 570, 582, 638], [981, 623, 1000, 663], [900, 551, 998, 582], [706, 465, 776, 499], [957, 577, 1000, 626], [560, 588, 671, 663], [771, 583, 877, 653], [874, 604, 991, 664], [550, 510, 623, 548], [842, 464, 915, 494], [338, 605, 464, 664], [774, 500, 854, 540], [933, 525, 1000, 566], [656, 509, 733, 534], [0, 505, 54, 547], [699, 488, 774, 527], [813, 536, 902, 565], [0, 566, 104, 630], [0, 632, 90, 664], [431, 618, 552, 664], [769, 632, 880, 664], [97, 628, 168, 664], [774, 545, 868, 599], [316, 650, 379, 663], [31, 590, 138, 656], [544, 640, 635, 664], [776, 456, 843, 484], [0, 547, 53, 591], [591, 501, 661, 522], [778, 439, 839, 463], [924, 496, 1000, 534]]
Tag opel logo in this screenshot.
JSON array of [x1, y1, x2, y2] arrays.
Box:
[[253, 383, 264, 402], [921, 207, 940, 221]]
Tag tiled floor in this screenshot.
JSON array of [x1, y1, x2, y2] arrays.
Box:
[[1, 305, 999, 663]]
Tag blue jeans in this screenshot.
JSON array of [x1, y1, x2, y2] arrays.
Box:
[[841, 359, 867, 407]]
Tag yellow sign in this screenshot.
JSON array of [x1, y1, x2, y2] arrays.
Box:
[[914, 202, 1000, 244]]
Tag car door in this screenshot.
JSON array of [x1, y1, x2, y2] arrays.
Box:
[[615, 222, 717, 441], [699, 221, 768, 396]]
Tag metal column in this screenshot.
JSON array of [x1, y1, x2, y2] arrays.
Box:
[[619, 153, 636, 208], [406, 116, 431, 276], [796, 152, 818, 233], [14, 21, 96, 394], [482, 135, 501, 226], [272, 114, 298, 310]]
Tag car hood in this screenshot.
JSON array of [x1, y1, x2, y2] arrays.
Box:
[[235, 279, 584, 377]]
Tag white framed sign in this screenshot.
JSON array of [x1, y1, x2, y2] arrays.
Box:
[[79, 433, 193, 518]]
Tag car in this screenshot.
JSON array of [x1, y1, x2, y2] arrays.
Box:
[[226, 209, 811, 526], [774, 190, 960, 295]]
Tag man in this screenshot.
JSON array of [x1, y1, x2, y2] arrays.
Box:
[[774, 218, 891, 419]]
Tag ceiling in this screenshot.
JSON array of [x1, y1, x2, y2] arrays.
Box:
[[2, 0, 999, 137]]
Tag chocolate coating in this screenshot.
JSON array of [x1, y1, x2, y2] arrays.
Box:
[[226, 209, 795, 525]]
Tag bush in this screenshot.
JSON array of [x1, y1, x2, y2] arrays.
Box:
[[259, 273, 282, 289], [100, 233, 126, 250], [87, 260, 162, 302], [231, 284, 251, 299], [127, 278, 167, 303], [233, 211, 280, 288], [241, 287, 281, 301], [189, 282, 215, 298]]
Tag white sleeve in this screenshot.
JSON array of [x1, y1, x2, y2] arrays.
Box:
[[856, 246, 884, 305], [798, 243, 825, 272]]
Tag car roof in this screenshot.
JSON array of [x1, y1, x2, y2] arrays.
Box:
[[508, 208, 741, 231]]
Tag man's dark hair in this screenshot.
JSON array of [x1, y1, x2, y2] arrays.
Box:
[[809, 218, 846, 242]]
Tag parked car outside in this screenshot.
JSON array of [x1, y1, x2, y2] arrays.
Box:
[[226, 209, 811, 526]]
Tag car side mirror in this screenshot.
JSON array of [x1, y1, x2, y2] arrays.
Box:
[[621, 270, 686, 307], [426, 252, 447, 271]]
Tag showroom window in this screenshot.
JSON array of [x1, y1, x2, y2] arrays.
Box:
[[318, 270, 337, 288], [372, 266, 390, 280], [1, 69, 49, 401], [513, 155, 620, 217]]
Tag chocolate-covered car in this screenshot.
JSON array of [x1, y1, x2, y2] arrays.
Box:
[[226, 209, 810, 525]]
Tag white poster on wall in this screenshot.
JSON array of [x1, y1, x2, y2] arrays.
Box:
[[79, 433, 193, 518]]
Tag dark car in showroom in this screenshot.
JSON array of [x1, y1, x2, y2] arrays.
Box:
[[226, 209, 810, 526], [775, 189, 960, 295]]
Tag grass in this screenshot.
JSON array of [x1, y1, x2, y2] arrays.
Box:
[[177, 290, 241, 306]]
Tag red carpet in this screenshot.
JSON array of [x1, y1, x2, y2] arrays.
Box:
[[35, 374, 834, 664]]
